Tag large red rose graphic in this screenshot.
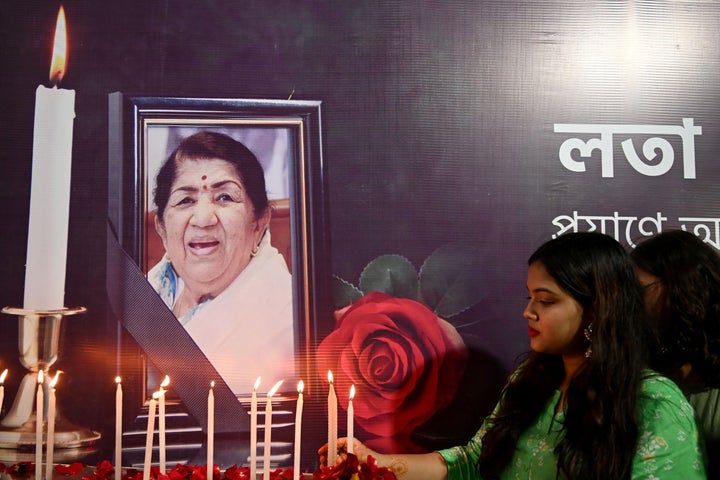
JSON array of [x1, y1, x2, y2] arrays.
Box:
[[317, 292, 468, 437]]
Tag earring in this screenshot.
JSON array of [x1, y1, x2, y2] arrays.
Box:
[[251, 244, 259, 257], [583, 323, 593, 358]]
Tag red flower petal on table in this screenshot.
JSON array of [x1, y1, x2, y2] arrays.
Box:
[[189, 465, 204, 480], [8, 462, 34, 476], [272, 468, 294, 479], [94, 460, 114, 478], [222, 465, 250, 480], [55, 462, 85, 476], [170, 464, 195, 480], [317, 292, 468, 437], [312, 453, 362, 480], [122, 468, 144, 480]]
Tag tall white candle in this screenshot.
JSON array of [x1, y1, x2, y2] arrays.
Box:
[[115, 377, 122, 477], [142, 392, 160, 480], [327, 371, 337, 467], [293, 381, 304, 480], [206, 381, 215, 480], [347, 385, 355, 455], [0, 369, 8, 415], [263, 380, 283, 480], [24, 6, 75, 310], [45, 372, 60, 480], [35, 371, 44, 480], [250, 376, 261, 480], [158, 376, 169, 474]]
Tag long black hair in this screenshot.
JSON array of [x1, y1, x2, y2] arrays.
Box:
[[478, 232, 651, 479], [632, 230, 720, 389]]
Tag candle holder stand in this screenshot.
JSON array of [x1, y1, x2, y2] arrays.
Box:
[[0, 306, 100, 454]]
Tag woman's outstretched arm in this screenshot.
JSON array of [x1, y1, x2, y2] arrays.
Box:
[[318, 437, 449, 480]]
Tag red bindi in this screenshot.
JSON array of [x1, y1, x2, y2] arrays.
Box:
[[201, 175, 208, 189], [201, 175, 207, 180]]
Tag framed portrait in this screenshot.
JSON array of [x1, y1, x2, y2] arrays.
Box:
[[107, 95, 330, 467]]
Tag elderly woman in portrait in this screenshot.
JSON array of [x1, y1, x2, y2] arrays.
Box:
[[148, 131, 295, 393]]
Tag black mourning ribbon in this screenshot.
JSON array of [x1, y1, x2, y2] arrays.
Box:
[[106, 221, 246, 432]]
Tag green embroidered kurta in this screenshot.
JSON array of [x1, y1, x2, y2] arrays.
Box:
[[438, 374, 706, 479]]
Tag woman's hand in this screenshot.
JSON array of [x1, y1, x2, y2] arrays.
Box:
[[317, 437, 377, 466], [318, 437, 449, 480]]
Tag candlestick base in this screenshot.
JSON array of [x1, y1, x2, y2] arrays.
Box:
[[0, 306, 100, 454], [0, 410, 100, 449]]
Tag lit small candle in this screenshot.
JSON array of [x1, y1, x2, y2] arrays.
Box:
[[293, 381, 304, 480], [250, 376, 261, 480], [0, 369, 8, 415], [142, 391, 161, 480], [115, 377, 122, 477], [24, 5, 75, 310], [263, 380, 284, 480], [347, 385, 355, 455], [46, 372, 61, 480], [158, 375, 170, 474], [327, 371, 337, 466], [35, 370, 44, 480], [206, 381, 215, 480]]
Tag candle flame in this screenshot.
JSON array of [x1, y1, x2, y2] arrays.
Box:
[[49, 6, 68, 83], [160, 375, 170, 388], [210, 381, 215, 388], [328, 370, 334, 384], [253, 376, 262, 391], [38, 370, 44, 384], [115, 376, 121, 384], [268, 380, 284, 397], [349, 384, 355, 400], [0, 369, 7, 384], [49, 371, 62, 388], [152, 390, 162, 400], [297, 380, 304, 393]]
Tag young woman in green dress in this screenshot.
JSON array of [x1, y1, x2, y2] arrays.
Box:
[[320, 232, 706, 479]]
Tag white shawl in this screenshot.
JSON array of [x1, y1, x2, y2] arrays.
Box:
[[148, 232, 296, 394]]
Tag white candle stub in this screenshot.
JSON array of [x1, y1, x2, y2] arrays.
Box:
[[207, 381, 215, 480], [142, 391, 161, 480], [250, 376, 261, 480], [293, 380, 304, 480], [35, 371, 44, 480], [0, 369, 8, 415], [263, 380, 284, 480], [115, 377, 123, 475], [158, 376, 170, 474], [347, 385, 355, 455], [327, 371, 337, 466], [46, 372, 61, 480]]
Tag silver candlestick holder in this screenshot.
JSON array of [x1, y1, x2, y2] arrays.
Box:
[[0, 306, 100, 454]]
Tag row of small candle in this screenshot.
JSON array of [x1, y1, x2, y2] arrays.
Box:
[[116, 371, 355, 480]]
